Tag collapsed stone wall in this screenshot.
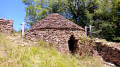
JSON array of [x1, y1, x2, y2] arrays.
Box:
[[0, 19, 13, 34], [25, 29, 86, 53], [95, 42, 120, 67], [71, 37, 120, 67]]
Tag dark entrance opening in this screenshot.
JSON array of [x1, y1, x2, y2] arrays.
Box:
[[68, 35, 78, 54]]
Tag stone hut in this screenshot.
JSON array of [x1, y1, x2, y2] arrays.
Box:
[[25, 13, 86, 53], [0, 19, 13, 34]]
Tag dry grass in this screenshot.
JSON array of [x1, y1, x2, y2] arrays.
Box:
[[0, 33, 107, 67]]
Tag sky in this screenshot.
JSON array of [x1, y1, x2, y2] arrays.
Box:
[[0, 0, 26, 31]]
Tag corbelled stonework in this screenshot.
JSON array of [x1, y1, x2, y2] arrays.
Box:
[[0, 19, 13, 34], [25, 13, 86, 53]]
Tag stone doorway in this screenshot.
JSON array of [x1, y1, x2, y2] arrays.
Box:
[[68, 35, 78, 54]]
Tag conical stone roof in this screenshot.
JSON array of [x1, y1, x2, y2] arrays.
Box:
[[28, 13, 85, 31]]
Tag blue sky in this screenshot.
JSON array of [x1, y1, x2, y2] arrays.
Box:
[[0, 0, 26, 31]]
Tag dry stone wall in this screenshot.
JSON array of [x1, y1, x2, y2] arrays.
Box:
[[0, 19, 13, 34], [95, 42, 120, 67], [25, 29, 86, 53]]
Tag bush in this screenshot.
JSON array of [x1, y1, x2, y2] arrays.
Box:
[[113, 37, 120, 42]]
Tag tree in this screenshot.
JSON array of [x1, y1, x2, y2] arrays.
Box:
[[22, 0, 68, 27], [67, 0, 98, 27], [22, 0, 48, 26], [112, 0, 120, 42], [91, 0, 117, 41]]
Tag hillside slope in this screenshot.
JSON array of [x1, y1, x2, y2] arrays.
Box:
[[0, 33, 110, 67]]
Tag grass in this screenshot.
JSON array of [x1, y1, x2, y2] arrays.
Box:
[[0, 33, 106, 67]]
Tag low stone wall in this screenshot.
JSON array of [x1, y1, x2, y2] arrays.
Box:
[[71, 38, 120, 67], [25, 29, 86, 53], [0, 19, 13, 34], [95, 42, 120, 67]]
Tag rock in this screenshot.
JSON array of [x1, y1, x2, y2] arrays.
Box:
[[0, 19, 13, 34]]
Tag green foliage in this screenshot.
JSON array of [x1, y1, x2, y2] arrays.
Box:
[[113, 37, 120, 42], [22, 0, 68, 27]]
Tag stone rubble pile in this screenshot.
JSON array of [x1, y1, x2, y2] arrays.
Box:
[[0, 19, 13, 34], [95, 42, 120, 67], [72, 38, 120, 67]]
